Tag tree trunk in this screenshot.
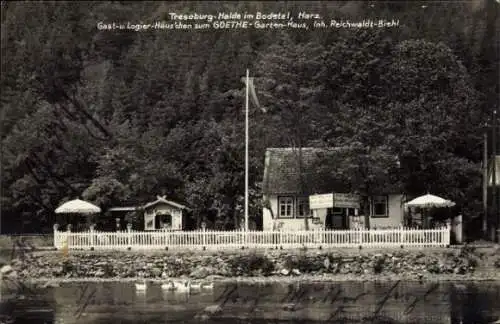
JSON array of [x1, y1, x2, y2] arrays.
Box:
[[363, 196, 371, 229], [297, 144, 309, 230], [263, 198, 276, 230], [231, 200, 239, 229], [268, 206, 277, 231]]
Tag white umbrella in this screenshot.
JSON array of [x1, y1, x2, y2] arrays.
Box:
[[55, 199, 101, 214], [405, 193, 455, 228], [405, 193, 456, 208]]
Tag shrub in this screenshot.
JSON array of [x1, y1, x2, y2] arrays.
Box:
[[373, 257, 385, 274], [444, 251, 455, 258], [467, 257, 478, 269], [102, 263, 115, 277], [285, 255, 304, 272], [459, 245, 476, 258], [62, 260, 73, 275], [325, 254, 343, 274], [426, 263, 441, 274], [228, 253, 275, 276], [284, 254, 323, 273]]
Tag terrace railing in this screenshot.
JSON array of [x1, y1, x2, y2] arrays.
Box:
[[53, 224, 451, 251]]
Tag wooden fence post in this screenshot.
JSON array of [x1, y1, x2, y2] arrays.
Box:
[[127, 223, 132, 249], [202, 225, 206, 248], [400, 225, 404, 246], [66, 224, 71, 249], [453, 214, 463, 244], [53, 223, 59, 249], [90, 224, 95, 249]]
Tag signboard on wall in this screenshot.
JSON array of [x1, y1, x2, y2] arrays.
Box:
[[310, 193, 361, 209], [333, 193, 360, 208], [309, 193, 333, 209]]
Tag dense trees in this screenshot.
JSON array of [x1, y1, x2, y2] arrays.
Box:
[[1, 1, 498, 233]]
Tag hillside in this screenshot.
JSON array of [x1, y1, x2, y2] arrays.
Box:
[[1, 1, 499, 233]]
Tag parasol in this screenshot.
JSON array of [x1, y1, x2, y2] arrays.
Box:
[[405, 193, 456, 208], [55, 199, 101, 214], [55, 199, 101, 231], [405, 193, 455, 228]]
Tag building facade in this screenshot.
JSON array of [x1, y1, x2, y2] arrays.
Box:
[[261, 147, 404, 231]]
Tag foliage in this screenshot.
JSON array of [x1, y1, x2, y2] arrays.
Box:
[[373, 256, 386, 274], [102, 263, 115, 277], [284, 254, 323, 273], [61, 259, 74, 275], [227, 253, 275, 276], [1, 1, 497, 232]]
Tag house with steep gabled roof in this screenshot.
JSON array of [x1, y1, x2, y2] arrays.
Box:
[[109, 195, 189, 231], [143, 196, 189, 230], [262, 147, 406, 231]]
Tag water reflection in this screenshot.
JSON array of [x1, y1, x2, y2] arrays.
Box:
[[0, 280, 499, 323]]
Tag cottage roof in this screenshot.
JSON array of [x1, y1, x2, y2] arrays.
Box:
[[143, 196, 188, 210], [262, 147, 346, 195], [262, 147, 400, 196]]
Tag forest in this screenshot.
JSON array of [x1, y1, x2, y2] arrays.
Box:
[[1, 1, 499, 234]]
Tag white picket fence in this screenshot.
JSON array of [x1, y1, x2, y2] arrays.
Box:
[[53, 225, 451, 250]]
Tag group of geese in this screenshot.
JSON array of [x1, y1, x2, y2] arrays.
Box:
[[135, 280, 213, 293]]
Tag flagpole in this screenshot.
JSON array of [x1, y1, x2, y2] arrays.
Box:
[[245, 69, 249, 232]]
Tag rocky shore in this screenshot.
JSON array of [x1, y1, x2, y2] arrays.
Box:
[[2, 246, 500, 283]]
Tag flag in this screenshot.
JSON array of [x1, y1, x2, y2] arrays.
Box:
[[241, 76, 267, 113]]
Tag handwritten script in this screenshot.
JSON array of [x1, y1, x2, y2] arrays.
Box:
[[3, 241, 450, 322], [3, 238, 38, 296], [213, 281, 450, 321], [74, 283, 135, 318]]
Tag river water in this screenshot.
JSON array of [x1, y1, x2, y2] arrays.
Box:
[[1, 280, 499, 324]]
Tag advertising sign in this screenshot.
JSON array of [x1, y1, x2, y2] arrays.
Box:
[[333, 193, 360, 208], [309, 193, 333, 209], [309, 193, 361, 209]]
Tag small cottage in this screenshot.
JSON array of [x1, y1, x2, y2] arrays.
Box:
[[143, 196, 188, 231], [109, 195, 188, 231], [261, 147, 405, 231]]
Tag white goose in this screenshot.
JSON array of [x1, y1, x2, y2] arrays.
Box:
[[190, 281, 202, 290], [161, 280, 191, 292], [173, 280, 191, 293], [161, 281, 175, 291], [135, 281, 147, 291], [201, 282, 214, 290], [453, 283, 467, 292]]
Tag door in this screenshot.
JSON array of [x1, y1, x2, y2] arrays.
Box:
[[332, 208, 346, 229], [154, 213, 161, 230], [326, 208, 348, 230]]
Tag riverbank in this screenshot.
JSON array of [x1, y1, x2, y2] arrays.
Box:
[[2, 245, 500, 283]]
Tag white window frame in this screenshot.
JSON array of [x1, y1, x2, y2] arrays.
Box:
[[278, 196, 294, 218], [371, 195, 389, 218]]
